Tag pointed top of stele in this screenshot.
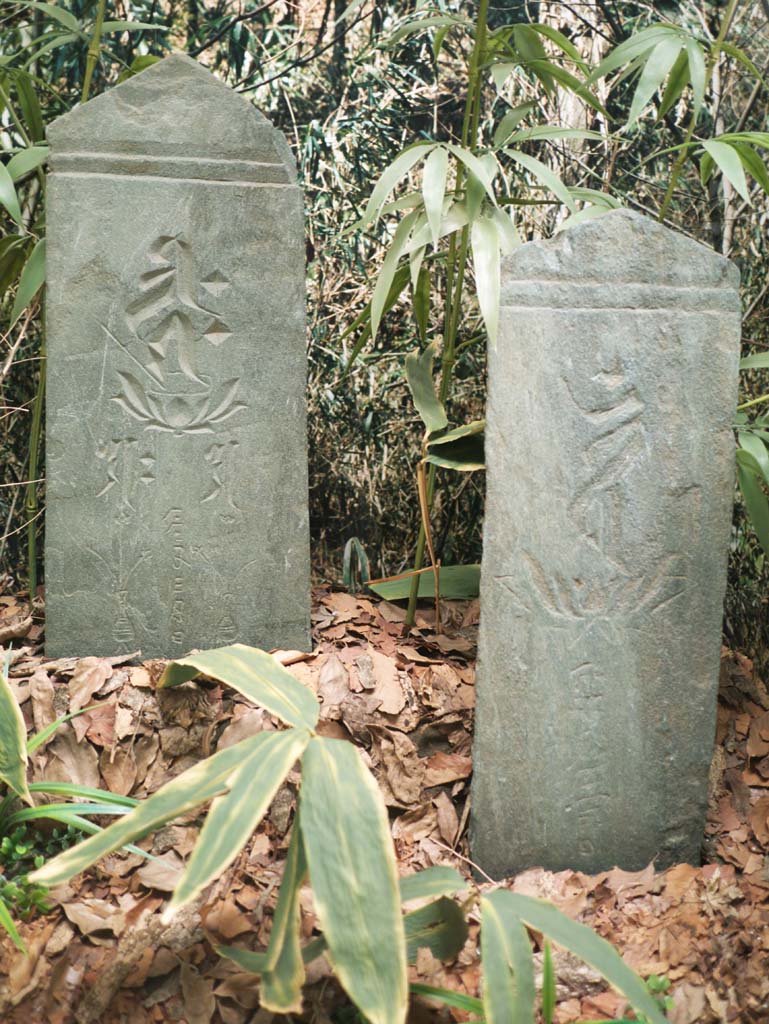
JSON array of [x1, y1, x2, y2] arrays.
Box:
[[48, 53, 296, 182]]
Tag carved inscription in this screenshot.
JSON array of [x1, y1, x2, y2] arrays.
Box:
[[563, 662, 611, 858], [496, 358, 688, 629], [108, 235, 245, 436], [165, 508, 188, 644]]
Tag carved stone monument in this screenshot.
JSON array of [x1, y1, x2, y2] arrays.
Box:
[[45, 55, 311, 657], [471, 209, 741, 876]]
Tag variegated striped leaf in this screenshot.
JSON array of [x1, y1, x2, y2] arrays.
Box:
[[165, 728, 309, 917], [300, 737, 407, 1024], [218, 819, 308, 1011], [158, 644, 319, 731], [29, 729, 275, 888], [0, 668, 31, 804]]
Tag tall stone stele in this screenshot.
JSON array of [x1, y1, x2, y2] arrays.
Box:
[[471, 209, 741, 876], [46, 55, 311, 658]]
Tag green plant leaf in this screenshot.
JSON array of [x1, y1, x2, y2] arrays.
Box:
[[0, 161, 22, 225], [409, 982, 484, 1014], [657, 48, 689, 119], [15, 1, 81, 32], [371, 209, 420, 342], [13, 70, 44, 142], [406, 897, 468, 964], [158, 644, 319, 731], [504, 126, 604, 144], [0, 896, 25, 953], [361, 143, 434, 226], [10, 237, 45, 327], [413, 264, 430, 343], [166, 728, 310, 917], [481, 892, 536, 1024], [738, 453, 769, 552], [734, 144, 769, 197], [27, 782, 137, 806], [628, 35, 684, 122], [117, 54, 163, 82], [100, 20, 169, 32], [506, 149, 575, 210], [492, 892, 667, 1024], [471, 216, 500, 345], [404, 341, 448, 434], [739, 432, 769, 485], [6, 145, 48, 181], [0, 668, 31, 804], [27, 702, 103, 753], [542, 940, 556, 1024], [590, 25, 679, 81], [493, 102, 536, 148], [422, 146, 448, 249], [368, 564, 480, 600], [218, 813, 307, 1011], [29, 731, 274, 888], [741, 353, 769, 370], [425, 419, 485, 471], [702, 140, 751, 203], [446, 144, 497, 202], [685, 38, 706, 116], [300, 736, 407, 1024], [399, 865, 466, 902]]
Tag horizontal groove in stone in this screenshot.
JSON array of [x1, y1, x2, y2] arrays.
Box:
[[52, 151, 290, 184]]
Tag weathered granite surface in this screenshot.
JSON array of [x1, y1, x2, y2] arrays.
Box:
[[45, 54, 311, 658], [471, 209, 741, 876]]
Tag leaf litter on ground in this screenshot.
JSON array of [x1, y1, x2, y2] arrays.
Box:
[[0, 587, 767, 1023]]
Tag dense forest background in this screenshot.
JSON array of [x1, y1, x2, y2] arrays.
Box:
[[0, 0, 767, 661]]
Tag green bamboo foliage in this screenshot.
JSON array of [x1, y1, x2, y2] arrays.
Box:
[[301, 736, 408, 1024], [0, 667, 31, 805]]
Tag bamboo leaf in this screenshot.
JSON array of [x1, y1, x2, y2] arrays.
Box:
[[446, 144, 497, 202], [542, 940, 556, 1024], [471, 215, 501, 345], [404, 341, 448, 434], [493, 892, 668, 1024], [741, 353, 769, 370], [10, 237, 45, 327], [529, 23, 586, 66], [506, 149, 576, 210], [361, 144, 434, 226], [7, 145, 48, 181], [425, 419, 485, 471], [29, 732, 274, 887], [739, 432, 769, 486], [422, 147, 449, 249], [481, 892, 536, 1024], [0, 162, 22, 225], [702, 140, 751, 203], [399, 866, 466, 902], [0, 668, 31, 804], [158, 644, 319, 731], [13, 70, 44, 142], [166, 729, 310, 917], [738, 457, 769, 552], [14, 1, 80, 32], [503, 126, 604, 144], [405, 897, 468, 964], [493, 102, 536, 148], [409, 982, 484, 1014], [527, 60, 608, 114], [628, 36, 684, 122], [734, 144, 769, 197], [685, 38, 706, 117], [658, 49, 690, 119], [371, 210, 420, 342], [413, 264, 430, 343], [368, 564, 480, 601], [100, 20, 169, 32], [590, 25, 677, 81], [491, 207, 521, 255], [300, 737, 407, 1024]]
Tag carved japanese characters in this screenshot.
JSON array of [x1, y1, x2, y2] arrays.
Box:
[[45, 55, 311, 657], [471, 209, 741, 875]]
